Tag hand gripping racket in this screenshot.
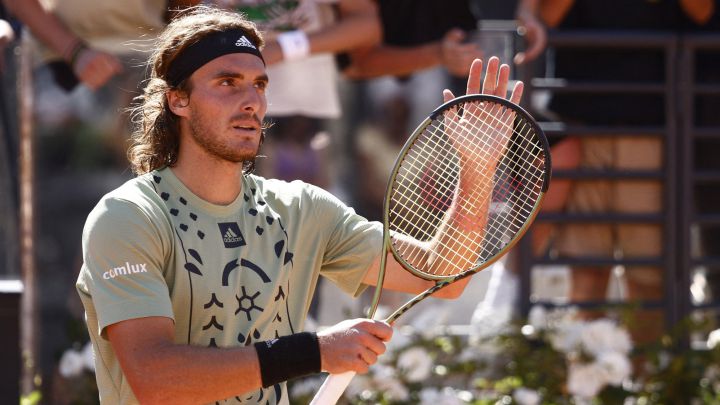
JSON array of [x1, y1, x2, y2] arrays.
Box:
[[310, 93, 551, 404]]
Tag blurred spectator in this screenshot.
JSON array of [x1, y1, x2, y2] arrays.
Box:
[[342, 0, 480, 80], [341, 0, 549, 326], [208, 0, 381, 193], [354, 88, 411, 221], [259, 116, 332, 189], [533, 0, 713, 342], [3, 0, 199, 91], [3, 0, 200, 163]]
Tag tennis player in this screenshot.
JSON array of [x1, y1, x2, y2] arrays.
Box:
[[76, 5, 522, 404]]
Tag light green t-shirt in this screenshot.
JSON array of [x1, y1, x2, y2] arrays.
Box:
[[76, 168, 382, 404]]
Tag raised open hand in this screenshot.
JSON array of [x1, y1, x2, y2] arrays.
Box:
[[442, 57, 523, 169]]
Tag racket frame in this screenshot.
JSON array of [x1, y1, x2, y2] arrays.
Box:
[[371, 93, 551, 322]]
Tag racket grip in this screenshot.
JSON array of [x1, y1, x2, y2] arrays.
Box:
[[309, 371, 356, 405]]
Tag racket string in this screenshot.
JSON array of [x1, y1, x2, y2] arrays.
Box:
[[389, 99, 548, 278]]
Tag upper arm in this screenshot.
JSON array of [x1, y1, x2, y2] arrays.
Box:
[[337, 0, 378, 18], [106, 316, 175, 375], [81, 197, 174, 335], [362, 240, 467, 299]]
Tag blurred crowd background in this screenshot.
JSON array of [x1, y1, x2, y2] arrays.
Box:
[[1, 0, 720, 403]]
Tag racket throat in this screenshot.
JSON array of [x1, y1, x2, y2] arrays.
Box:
[[367, 243, 390, 319]]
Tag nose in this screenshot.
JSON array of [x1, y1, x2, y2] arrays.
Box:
[[242, 85, 265, 115]]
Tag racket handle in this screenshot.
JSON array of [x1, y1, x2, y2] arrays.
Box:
[[309, 371, 356, 405]]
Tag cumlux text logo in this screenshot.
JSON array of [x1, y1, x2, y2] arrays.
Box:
[[103, 262, 148, 280]]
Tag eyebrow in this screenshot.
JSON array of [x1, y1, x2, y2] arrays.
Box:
[[213, 70, 269, 83]]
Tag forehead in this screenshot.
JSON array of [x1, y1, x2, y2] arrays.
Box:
[[190, 53, 267, 80]]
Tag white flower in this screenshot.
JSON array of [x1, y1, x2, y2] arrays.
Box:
[[580, 319, 632, 357], [704, 364, 720, 380], [58, 349, 85, 378], [385, 328, 413, 356], [528, 305, 548, 331], [704, 365, 720, 394], [345, 374, 373, 399], [419, 388, 441, 405], [513, 387, 541, 405], [546, 306, 579, 328], [81, 342, 95, 372], [289, 376, 323, 398], [550, 320, 585, 353], [708, 328, 720, 349], [567, 363, 607, 398], [419, 387, 465, 405], [372, 364, 409, 401], [397, 347, 433, 382], [596, 352, 632, 385]]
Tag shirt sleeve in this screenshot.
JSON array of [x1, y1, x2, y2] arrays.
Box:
[[78, 196, 174, 337], [312, 187, 383, 297]]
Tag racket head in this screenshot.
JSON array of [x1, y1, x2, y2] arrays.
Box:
[[382, 94, 551, 282]]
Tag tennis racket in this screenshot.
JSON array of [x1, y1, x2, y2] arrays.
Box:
[[310, 93, 551, 405]]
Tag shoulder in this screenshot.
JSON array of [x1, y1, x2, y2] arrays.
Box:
[[84, 173, 172, 240], [250, 175, 347, 207]]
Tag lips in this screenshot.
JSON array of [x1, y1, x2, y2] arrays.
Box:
[[230, 116, 261, 133], [232, 124, 258, 131]]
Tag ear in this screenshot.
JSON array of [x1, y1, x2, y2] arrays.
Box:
[[167, 89, 190, 118]]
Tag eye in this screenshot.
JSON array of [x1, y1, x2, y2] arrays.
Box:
[[219, 78, 234, 86], [254, 81, 268, 91]]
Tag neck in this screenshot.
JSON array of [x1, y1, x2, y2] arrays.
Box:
[[172, 141, 245, 206]]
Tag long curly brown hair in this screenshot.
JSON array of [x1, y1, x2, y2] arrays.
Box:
[[127, 5, 265, 175]]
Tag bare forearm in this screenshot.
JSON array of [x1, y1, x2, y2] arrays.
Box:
[[307, 0, 380, 54], [516, 0, 539, 17], [344, 43, 442, 79], [123, 343, 261, 404], [3, 0, 78, 59]]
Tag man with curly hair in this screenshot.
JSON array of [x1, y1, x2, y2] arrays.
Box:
[[76, 5, 522, 404]]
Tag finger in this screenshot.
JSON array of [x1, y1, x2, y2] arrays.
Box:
[[365, 320, 393, 341], [362, 335, 387, 356], [481, 56, 500, 95], [495, 63, 510, 98], [523, 28, 548, 63], [509, 80, 525, 105], [466, 58, 483, 95], [358, 347, 378, 366], [443, 89, 455, 103]]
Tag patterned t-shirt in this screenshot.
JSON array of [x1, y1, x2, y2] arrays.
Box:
[[76, 167, 382, 404]]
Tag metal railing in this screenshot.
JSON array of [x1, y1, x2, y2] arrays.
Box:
[[518, 31, 689, 326]]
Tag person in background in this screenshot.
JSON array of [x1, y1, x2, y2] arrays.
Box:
[[3, 0, 201, 162], [530, 0, 713, 344], [207, 0, 381, 193], [3, 0, 199, 91]]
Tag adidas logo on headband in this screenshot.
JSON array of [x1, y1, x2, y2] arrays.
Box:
[[166, 29, 265, 86], [236, 36, 257, 50]]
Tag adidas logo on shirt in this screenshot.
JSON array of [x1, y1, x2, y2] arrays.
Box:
[[218, 222, 246, 248], [103, 262, 148, 280], [235, 36, 257, 49]]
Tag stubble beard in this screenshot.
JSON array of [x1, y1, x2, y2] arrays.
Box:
[[189, 111, 261, 165]]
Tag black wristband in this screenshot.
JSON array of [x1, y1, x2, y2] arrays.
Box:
[[254, 332, 321, 388]]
